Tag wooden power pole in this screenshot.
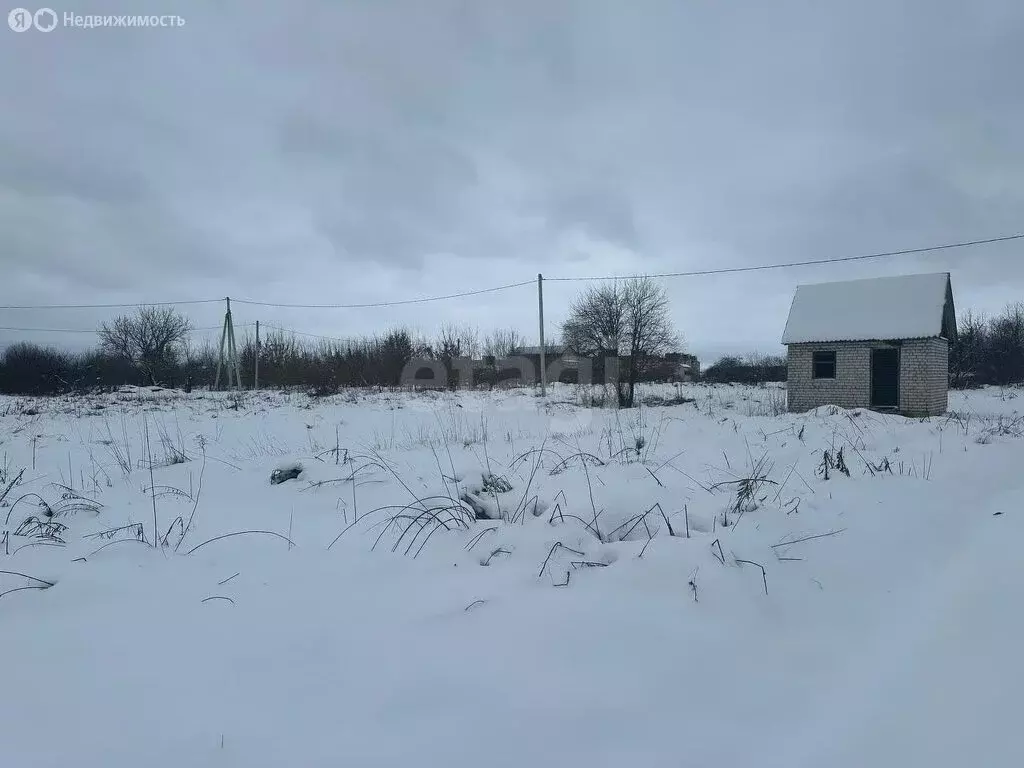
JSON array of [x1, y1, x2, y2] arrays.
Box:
[[538, 273, 547, 396], [254, 320, 260, 390]]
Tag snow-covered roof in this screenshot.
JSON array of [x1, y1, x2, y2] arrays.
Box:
[[782, 272, 954, 344]]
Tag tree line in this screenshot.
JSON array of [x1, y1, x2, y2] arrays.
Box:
[[701, 353, 787, 385], [4, 288, 1017, 397], [0, 278, 689, 402], [0, 314, 528, 396], [948, 303, 1024, 387]]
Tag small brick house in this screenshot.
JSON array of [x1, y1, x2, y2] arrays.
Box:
[[781, 272, 956, 416]]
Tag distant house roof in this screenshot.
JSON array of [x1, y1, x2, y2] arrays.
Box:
[[519, 345, 567, 355], [781, 272, 956, 344]]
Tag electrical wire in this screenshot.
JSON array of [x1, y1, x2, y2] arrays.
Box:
[[257, 325, 348, 343], [0, 324, 231, 334], [231, 280, 535, 309], [0, 232, 1019, 313], [0, 326, 99, 334], [544, 233, 1024, 282], [0, 298, 223, 310]]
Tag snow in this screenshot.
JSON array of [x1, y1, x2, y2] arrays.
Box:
[[0, 382, 1022, 767], [781, 271, 951, 343]]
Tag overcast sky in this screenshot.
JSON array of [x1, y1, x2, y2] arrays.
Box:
[[2, 0, 1022, 363]]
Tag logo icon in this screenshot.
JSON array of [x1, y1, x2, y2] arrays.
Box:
[[8, 6, 57, 31], [8, 7, 32, 30], [33, 7, 56, 31]]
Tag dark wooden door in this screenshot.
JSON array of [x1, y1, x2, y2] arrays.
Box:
[[871, 348, 900, 408]]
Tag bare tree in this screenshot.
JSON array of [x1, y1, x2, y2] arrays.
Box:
[[703, 353, 786, 384], [433, 323, 480, 389], [435, 324, 480, 361], [483, 327, 524, 359], [950, 310, 988, 386], [562, 278, 681, 406], [950, 304, 1024, 387], [376, 328, 415, 387], [98, 306, 192, 386], [435, 324, 460, 363], [562, 283, 625, 360], [987, 302, 1024, 385]]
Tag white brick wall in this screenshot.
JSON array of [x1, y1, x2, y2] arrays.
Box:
[[787, 338, 949, 416], [899, 337, 948, 416], [787, 342, 872, 411]]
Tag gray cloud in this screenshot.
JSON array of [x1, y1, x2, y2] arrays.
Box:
[[1, 0, 1022, 362]]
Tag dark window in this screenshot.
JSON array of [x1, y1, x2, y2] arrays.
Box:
[[812, 351, 836, 379]]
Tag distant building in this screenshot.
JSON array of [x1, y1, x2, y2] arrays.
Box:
[[781, 272, 956, 416], [517, 345, 579, 364], [517, 345, 579, 384], [633, 352, 700, 382], [521, 348, 701, 385], [663, 353, 700, 382], [431, 346, 699, 389]]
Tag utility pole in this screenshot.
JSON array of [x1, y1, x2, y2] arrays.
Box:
[[254, 320, 260, 390], [229, 299, 241, 390], [537, 273, 547, 396], [214, 301, 228, 390], [612, 332, 621, 409], [214, 297, 242, 390]]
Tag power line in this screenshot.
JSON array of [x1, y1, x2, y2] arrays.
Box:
[[545, 233, 1024, 282], [0, 326, 99, 334], [259, 324, 348, 343], [194, 324, 252, 333], [0, 298, 223, 311], [0, 232, 1018, 314], [232, 280, 534, 309], [0, 324, 233, 335]]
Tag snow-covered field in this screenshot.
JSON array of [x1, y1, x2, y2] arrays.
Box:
[[1, 382, 1022, 767]]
